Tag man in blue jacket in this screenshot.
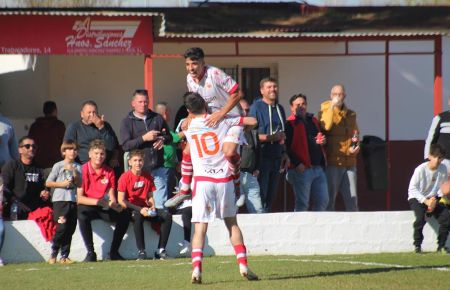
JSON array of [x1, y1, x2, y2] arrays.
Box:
[[249, 77, 289, 212]]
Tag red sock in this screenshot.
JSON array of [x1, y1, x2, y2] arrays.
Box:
[[180, 153, 193, 194], [191, 248, 203, 271], [227, 154, 241, 196], [233, 244, 247, 267], [226, 153, 241, 175]]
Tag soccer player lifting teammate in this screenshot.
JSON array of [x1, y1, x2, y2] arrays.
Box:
[[165, 47, 244, 208], [182, 92, 258, 283]]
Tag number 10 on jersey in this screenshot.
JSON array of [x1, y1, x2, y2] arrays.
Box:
[[192, 132, 220, 158]]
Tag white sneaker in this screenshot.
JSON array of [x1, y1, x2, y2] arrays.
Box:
[[0, 257, 4, 266], [236, 194, 246, 207], [239, 264, 259, 281], [179, 240, 191, 256], [191, 267, 202, 284]]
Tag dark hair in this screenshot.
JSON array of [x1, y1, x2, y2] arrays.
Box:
[[81, 100, 98, 111], [289, 94, 307, 105], [43, 101, 57, 116], [133, 89, 149, 99], [429, 143, 446, 159], [18, 136, 33, 146], [184, 47, 205, 61], [184, 92, 206, 114], [259, 77, 278, 88], [182, 92, 192, 102]]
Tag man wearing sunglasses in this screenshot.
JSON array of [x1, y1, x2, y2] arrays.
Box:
[[2, 136, 50, 220]]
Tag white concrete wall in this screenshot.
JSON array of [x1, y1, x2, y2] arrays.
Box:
[[1, 211, 448, 263]]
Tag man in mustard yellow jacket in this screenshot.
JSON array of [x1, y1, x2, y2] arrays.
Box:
[[318, 84, 359, 211]]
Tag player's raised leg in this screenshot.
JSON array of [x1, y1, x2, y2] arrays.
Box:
[[165, 143, 192, 208]]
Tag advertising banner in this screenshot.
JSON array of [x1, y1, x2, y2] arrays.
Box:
[[0, 15, 152, 55]]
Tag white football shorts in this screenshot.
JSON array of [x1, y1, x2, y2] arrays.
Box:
[[191, 177, 237, 223]]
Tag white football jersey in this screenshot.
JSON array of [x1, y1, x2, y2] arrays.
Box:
[[187, 65, 240, 116], [185, 115, 243, 180]]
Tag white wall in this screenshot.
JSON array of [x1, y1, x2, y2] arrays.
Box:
[[279, 55, 385, 139], [153, 57, 186, 129], [0, 56, 49, 119], [49, 56, 144, 133], [443, 36, 450, 111], [1, 212, 448, 263], [389, 40, 435, 141]]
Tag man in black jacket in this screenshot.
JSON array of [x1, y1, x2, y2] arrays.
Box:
[[2, 136, 50, 220], [120, 90, 173, 213]]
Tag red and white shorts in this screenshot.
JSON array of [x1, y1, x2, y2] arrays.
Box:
[[191, 176, 237, 223]]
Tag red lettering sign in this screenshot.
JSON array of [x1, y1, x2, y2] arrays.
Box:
[[0, 15, 152, 55]]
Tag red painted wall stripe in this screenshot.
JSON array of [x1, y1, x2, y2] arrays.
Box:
[[434, 36, 443, 115]]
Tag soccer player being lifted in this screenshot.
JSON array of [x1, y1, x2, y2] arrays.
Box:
[[182, 92, 258, 283], [165, 47, 244, 208]]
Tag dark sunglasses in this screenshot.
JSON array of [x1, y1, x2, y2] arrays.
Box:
[[20, 144, 37, 149]]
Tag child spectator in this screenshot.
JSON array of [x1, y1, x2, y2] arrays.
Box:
[[45, 140, 82, 264], [77, 139, 130, 262], [408, 143, 450, 253], [118, 149, 173, 260]]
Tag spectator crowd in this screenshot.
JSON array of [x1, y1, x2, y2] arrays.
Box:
[[0, 46, 448, 269]]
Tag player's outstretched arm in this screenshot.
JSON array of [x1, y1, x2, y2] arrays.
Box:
[[242, 116, 257, 129]]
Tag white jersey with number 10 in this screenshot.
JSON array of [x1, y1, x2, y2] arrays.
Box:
[[185, 115, 243, 180]]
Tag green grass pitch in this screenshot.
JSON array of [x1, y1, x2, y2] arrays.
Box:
[[1, 253, 449, 289]]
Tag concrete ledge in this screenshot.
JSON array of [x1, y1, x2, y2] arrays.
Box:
[[2, 211, 449, 263]]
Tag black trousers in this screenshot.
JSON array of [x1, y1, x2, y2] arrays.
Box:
[[130, 208, 172, 251], [77, 204, 130, 253], [409, 199, 450, 248], [178, 207, 192, 242], [52, 201, 77, 257]]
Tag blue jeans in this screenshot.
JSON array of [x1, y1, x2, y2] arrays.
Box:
[[0, 218, 4, 252], [286, 166, 329, 211], [240, 171, 263, 214], [259, 157, 281, 213], [152, 167, 176, 209], [326, 165, 358, 211]]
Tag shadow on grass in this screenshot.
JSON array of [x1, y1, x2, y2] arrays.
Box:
[[263, 264, 450, 281], [201, 263, 450, 285]]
